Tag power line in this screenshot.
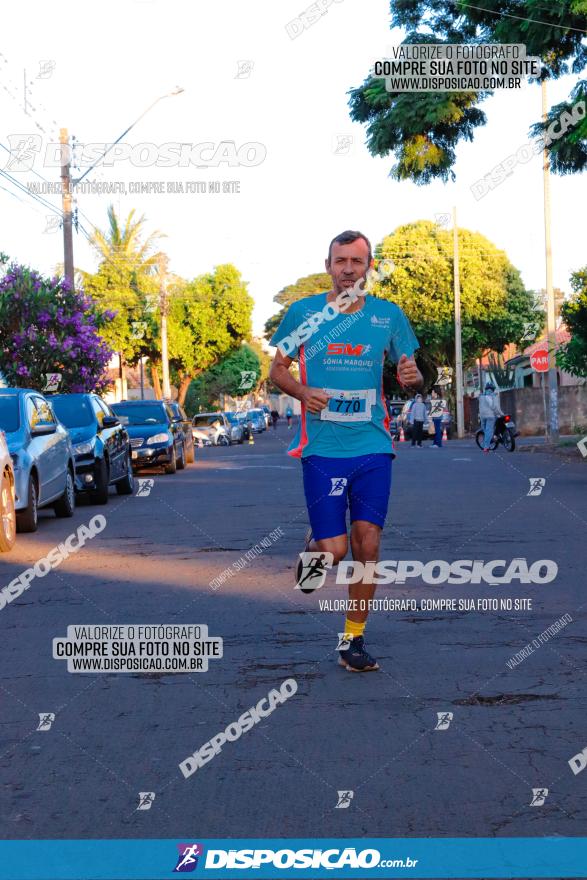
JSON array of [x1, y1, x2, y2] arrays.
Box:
[[446, 0, 587, 34]]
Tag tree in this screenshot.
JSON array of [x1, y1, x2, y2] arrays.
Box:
[[81, 204, 163, 370], [0, 262, 114, 392], [348, 2, 587, 182], [184, 343, 261, 414], [264, 273, 332, 340], [557, 266, 587, 375], [372, 221, 543, 382], [167, 264, 254, 404]]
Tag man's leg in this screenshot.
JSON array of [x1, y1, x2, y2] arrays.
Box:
[[434, 418, 442, 447], [348, 520, 381, 623], [415, 420, 423, 446], [483, 417, 495, 450]]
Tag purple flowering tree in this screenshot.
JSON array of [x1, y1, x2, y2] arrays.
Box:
[[0, 261, 115, 393]]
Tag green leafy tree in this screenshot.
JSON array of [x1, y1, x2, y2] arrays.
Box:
[[349, 2, 587, 182], [184, 343, 261, 414], [264, 273, 332, 340], [81, 204, 163, 366], [557, 266, 587, 375], [168, 264, 254, 404], [372, 221, 543, 383]]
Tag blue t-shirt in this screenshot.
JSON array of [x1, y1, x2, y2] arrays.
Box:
[[270, 292, 419, 458]]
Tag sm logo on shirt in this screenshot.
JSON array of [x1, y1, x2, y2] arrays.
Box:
[[327, 343, 364, 356]]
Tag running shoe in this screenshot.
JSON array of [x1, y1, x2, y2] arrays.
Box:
[[338, 636, 380, 672]]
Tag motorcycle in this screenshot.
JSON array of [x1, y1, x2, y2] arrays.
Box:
[[476, 414, 518, 452]]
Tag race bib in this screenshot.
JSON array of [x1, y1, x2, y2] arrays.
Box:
[[320, 388, 377, 423]]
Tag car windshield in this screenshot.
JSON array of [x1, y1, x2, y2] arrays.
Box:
[[111, 403, 165, 426], [51, 395, 94, 428], [193, 415, 221, 427], [0, 395, 20, 432], [224, 412, 237, 424]]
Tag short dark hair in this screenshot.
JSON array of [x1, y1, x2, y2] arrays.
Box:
[[327, 230, 372, 265]]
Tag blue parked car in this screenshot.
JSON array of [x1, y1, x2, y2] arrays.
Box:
[[50, 393, 134, 503], [110, 400, 186, 473], [0, 389, 76, 532]]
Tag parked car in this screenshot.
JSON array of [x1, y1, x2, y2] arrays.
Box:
[[192, 413, 231, 446], [111, 401, 186, 473], [50, 393, 134, 503], [246, 408, 267, 433], [0, 389, 75, 532], [223, 412, 245, 444], [164, 400, 196, 463], [385, 399, 404, 438], [0, 429, 16, 551]]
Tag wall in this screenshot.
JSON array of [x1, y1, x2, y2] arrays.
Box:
[[466, 386, 587, 436]]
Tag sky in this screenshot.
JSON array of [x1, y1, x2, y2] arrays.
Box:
[[1, 0, 585, 337]]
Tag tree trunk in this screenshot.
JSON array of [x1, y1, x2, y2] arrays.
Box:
[[177, 374, 192, 406], [151, 364, 162, 399]]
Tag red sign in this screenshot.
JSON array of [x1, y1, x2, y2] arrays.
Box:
[[530, 349, 549, 372]]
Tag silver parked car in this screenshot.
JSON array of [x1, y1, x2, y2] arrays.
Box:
[[0, 389, 76, 532]]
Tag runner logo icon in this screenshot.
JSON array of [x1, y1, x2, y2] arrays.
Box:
[[295, 552, 333, 591], [335, 790, 354, 809], [435, 712, 453, 730], [329, 477, 347, 496], [173, 843, 204, 872], [530, 788, 549, 806], [37, 712, 55, 731]]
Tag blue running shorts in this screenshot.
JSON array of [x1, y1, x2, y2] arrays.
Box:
[[301, 453, 393, 541]]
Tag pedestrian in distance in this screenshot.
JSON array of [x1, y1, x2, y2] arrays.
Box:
[[429, 389, 445, 448], [271, 409, 279, 430], [269, 229, 423, 672], [286, 405, 293, 429], [409, 393, 426, 447], [479, 382, 503, 453]]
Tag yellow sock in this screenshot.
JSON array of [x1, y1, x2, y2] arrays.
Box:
[[344, 618, 365, 639]]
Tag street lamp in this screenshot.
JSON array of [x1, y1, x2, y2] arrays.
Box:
[[74, 87, 185, 185]]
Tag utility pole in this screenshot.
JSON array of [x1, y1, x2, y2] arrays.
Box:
[[59, 128, 74, 290], [158, 254, 171, 399], [453, 206, 464, 438], [542, 79, 559, 443]]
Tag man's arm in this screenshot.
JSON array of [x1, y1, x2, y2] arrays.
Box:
[[269, 350, 329, 414]]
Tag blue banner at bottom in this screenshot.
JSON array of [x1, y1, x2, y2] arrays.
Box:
[[0, 838, 586, 879]]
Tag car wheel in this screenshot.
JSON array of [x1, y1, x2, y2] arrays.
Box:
[[238, 434, 244, 444], [16, 476, 38, 533], [115, 452, 135, 495], [164, 445, 177, 474], [0, 470, 16, 551], [90, 457, 110, 504], [177, 442, 186, 470], [54, 468, 75, 518], [185, 438, 195, 464]]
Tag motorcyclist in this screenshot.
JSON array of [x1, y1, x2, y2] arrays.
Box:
[[478, 382, 503, 453]]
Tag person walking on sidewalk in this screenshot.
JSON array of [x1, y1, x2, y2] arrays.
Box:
[[286, 405, 293, 429], [271, 409, 279, 430], [410, 394, 426, 447], [429, 389, 445, 448], [479, 382, 503, 453]]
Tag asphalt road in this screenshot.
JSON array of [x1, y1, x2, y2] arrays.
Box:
[[1, 421, 586, 841]]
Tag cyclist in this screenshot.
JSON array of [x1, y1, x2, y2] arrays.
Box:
[[269, 230, 423, 672]]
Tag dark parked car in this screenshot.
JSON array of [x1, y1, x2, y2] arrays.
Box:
[[164, 400, 195, 463], [111, 401, 186, 474], [0, 388, 76, 532], [51, 393, 134, 503]]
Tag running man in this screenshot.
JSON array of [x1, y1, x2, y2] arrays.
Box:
[[269, 230, 423, 672]]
